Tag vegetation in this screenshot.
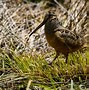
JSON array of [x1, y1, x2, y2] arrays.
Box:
[[0, 49, 89, 89]]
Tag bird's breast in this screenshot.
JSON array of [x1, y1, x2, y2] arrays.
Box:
[[45, 32, 70, 54]]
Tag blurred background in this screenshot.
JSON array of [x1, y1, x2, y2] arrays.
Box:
[[0, 0, 88, 55]]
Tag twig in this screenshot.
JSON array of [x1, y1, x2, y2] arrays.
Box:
[[54, 0, 67, 13]]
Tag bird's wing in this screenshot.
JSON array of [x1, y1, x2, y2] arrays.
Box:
[[54, 27, 79, 47]]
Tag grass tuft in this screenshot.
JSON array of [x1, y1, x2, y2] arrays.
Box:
[[0, 49, 89, 89]]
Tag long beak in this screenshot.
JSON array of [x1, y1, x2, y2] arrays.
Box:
[[29, 19, 47, 37]]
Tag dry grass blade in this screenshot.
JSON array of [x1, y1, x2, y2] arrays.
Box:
[[26, 80, 32, 90]]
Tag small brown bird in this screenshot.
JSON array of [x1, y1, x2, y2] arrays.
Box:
[[29, 11, 85, 64]]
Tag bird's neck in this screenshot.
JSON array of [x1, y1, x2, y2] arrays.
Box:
[[45, 17, 59, 34]]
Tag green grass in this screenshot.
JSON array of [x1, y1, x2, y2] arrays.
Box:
[[0, 49, 89, 89]]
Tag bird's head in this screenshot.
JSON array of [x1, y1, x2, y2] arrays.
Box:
[[44, 11, 56, 22], [29, 11, 56, 37]]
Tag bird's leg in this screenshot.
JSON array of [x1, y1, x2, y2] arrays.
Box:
[[53, 53, 59, 61], [48, 52, 59, 65], [65, 54, 68, 63]]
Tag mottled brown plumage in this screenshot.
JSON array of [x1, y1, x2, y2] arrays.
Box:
[[29, 11, 85, 64]]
